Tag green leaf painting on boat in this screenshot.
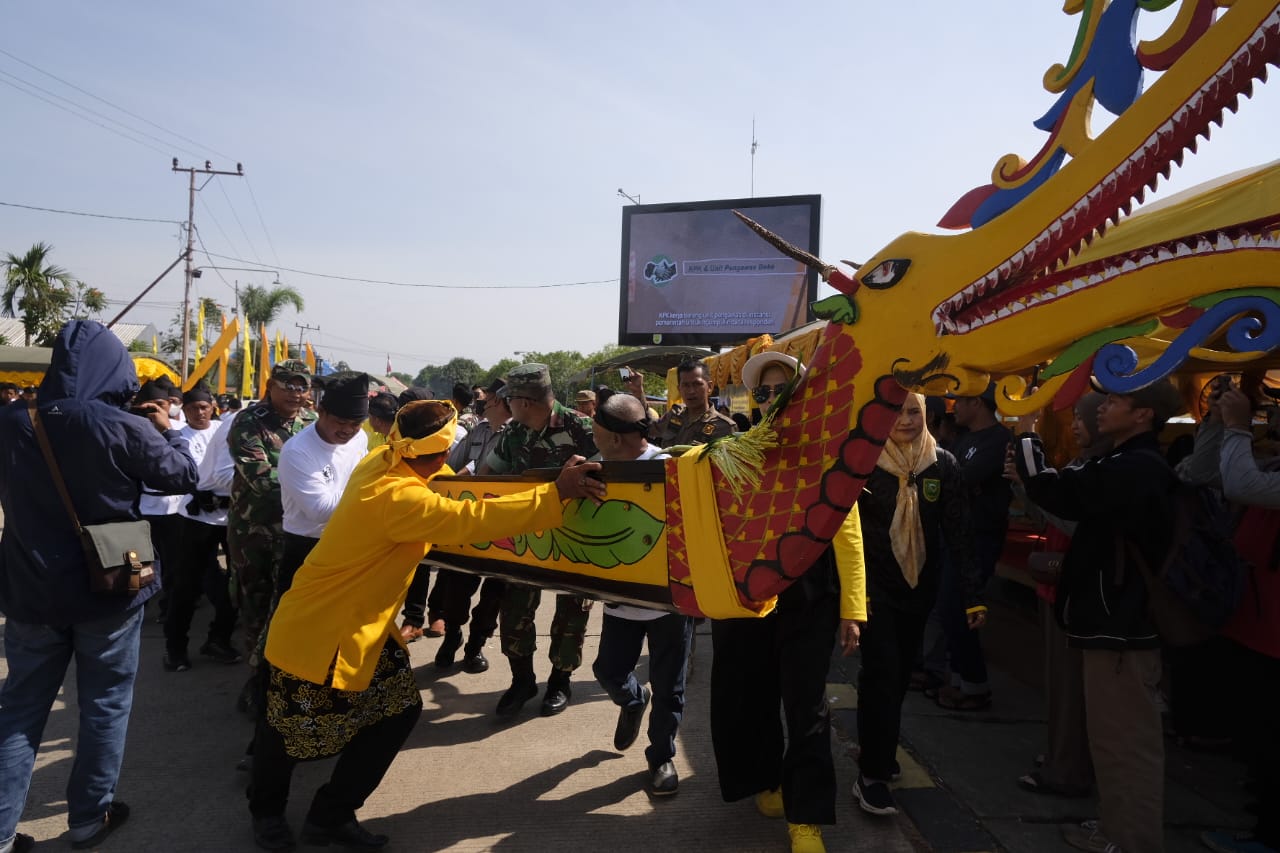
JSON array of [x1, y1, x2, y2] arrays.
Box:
[[461, 495, 664, 569]]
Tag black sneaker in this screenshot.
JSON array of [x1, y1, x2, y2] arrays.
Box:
[[200, 639, 242, 665], [646, 761, 679, 797], [495, 679, 538, 718], [300, 818, 387, 849], [614, 686, 651, 751], [854, 774, 898, 816], [13, 832, 34, 853], [163, 651, 191, 672], [252, 814, 296, 851], [434, 630, 463, 669]]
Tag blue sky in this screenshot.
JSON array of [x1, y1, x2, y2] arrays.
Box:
[[2, 1, 1276, 377]]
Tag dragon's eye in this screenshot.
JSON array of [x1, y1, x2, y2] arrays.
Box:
[[860, 258, 911, 289]]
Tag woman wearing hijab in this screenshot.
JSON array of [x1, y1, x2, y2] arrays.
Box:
[[247, 400, 605, 851], [854, 392, 984, 817]]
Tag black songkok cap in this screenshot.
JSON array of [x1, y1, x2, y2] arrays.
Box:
[[135, 380, 169, 403], [183, 385, 215, 405], [318, 371, 371, 420]]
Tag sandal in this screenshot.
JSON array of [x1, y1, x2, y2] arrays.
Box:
[[934, 687, 992, 711], [1016, 770, 1090, 798]]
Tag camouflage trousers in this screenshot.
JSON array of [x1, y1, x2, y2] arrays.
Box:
[[499, 583, 591, 671], [226, 522, 285, 668]]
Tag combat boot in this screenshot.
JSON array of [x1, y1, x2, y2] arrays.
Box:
[[495, 655, 537, 718]]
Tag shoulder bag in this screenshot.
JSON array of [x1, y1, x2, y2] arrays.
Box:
[[27, 402, 155, 595]]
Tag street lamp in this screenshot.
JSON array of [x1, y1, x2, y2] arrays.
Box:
[[616, 188, 641, 205]]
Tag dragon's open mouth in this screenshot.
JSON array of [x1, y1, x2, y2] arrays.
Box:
[[944, 216, 1280, 332], [932, 7, 1280, 336]]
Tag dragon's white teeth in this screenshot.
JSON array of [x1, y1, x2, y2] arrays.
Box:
[[1175, 241, 1193, 257], [1156, 247, 1174, 262], [1120, 258, 1138, 273], [998, 261, 1012, 279], [1217, 232, 1235, 251], [1196, 236, 1214, 253]]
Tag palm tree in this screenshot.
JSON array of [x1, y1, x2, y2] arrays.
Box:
[[239, 282, 305, 330], [2, 242, 76, 346]]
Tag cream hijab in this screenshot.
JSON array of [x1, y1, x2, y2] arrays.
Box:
[[875, 392, 938, 587]]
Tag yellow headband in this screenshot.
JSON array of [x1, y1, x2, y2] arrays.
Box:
[[385, 400, 457, 461]]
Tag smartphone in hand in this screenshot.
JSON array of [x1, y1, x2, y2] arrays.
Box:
[[620, 367, 634, 381]]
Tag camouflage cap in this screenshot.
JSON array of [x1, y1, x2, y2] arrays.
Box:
[[271, 359, 311, 381], [505, 363, 552, 399]]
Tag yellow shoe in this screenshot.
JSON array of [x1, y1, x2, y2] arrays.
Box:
[[788, 823, 825, 853], [755, 787, 784, 818]]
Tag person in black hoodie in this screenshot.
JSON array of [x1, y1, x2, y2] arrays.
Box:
[[0, 320, 197, 853], [854, 391, 984, 818], [1014, 380, 1183, 853]]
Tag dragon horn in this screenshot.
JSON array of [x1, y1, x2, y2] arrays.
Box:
[[732, 210, 836, 282]]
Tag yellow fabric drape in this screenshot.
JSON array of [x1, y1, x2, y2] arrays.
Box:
[[677, 444, 776, 619], [183, 317, 239, 392]]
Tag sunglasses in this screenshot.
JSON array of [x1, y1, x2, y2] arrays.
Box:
[[752, 384, 788, 404], [276, 379, 309, 393]]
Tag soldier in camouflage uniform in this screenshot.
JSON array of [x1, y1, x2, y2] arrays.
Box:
[[479, 363, 597, 719], [649, 357, 737, 448], [227, 360, 317, 692]]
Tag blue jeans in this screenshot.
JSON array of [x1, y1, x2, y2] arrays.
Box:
[[0, 607, 143, 843], [592, 612, 692, 769]]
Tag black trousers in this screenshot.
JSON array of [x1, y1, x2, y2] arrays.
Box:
[[400, 564, 448, 628], [276, 533, 319, 603], [440, 572, 504, 652], [857, 603, 929, 781], [144, 512, 185, 603], [247, 691, 423, 826], [164, 517, 237, 654], [1223, 639, 1280, 846], [710, 579, 840, 825]]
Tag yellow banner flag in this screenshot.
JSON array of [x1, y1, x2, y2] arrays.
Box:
[[240, 318, 255, 398], [304, 341, 317, 374], [276, 330, 286, 364], [257, 323, 270, 399], [217, 315, 229, 394], [151, 334, 158, 354]]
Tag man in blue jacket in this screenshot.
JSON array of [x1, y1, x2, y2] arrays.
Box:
[[0, 321, 197, 853]]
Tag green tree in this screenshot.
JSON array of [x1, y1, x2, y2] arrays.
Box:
[[389, 371, 414, 386], [412, 364, 439, 389], [2, 242, 76, 346], [67, 281, 107, 320], [240, 283, 304, 331], [482, 358, 518, 388]]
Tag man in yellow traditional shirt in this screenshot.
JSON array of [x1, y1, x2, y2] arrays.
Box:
[[247, 400, 606, 852]]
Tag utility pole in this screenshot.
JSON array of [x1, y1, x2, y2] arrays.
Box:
[[295, 322, 320, 354], [172, 158, 244, 381], [750, 117, 759, 197]]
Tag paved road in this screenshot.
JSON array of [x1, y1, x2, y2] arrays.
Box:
[[4, 601, 917, 852]]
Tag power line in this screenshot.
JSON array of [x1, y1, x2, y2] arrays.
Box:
[[197, 250, 615, 290], [0, 74, 171, 157], [0, 46, 234, 161], [0, 199, 181, 225], [217, 180, 262, 264], [244, 178, 281, 267]]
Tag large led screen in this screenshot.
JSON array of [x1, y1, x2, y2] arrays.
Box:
[[618, 195, 820, 346]]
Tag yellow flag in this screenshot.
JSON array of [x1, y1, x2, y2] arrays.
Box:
[[217, 315, 229, 394], [304, 342, 317, 374], [152, 334, 158, 354], [276, 331, 286, 363], [241, 319, 255, 398], [258, 323, 269, 399]]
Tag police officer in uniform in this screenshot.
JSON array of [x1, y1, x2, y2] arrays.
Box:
[[479, 364, 597, 718], [650, 357, 736, 448]]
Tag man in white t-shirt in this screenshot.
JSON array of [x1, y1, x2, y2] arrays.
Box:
[[276, 372, 370, 598], [589, 394, 693, 797], [136, 380, 188, 624], [163, 385, 241, 671]]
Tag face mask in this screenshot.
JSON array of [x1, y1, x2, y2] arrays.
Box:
[[170, 405, 182, 418]]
